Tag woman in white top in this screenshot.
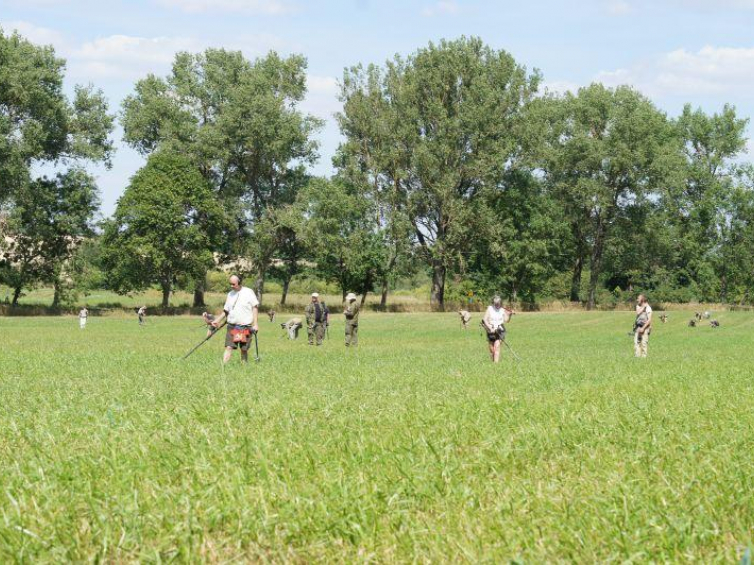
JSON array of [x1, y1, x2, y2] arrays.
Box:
[[482, 295, 514, 363]]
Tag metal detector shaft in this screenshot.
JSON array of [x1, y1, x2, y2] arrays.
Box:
[[502, 339, 522, 362], [183, 321, 226, 360], [253, 330, 260, 362]]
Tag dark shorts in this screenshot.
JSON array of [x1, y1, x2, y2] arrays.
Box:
[[225, 325, 251, 350], [487, 327, 506, 343]]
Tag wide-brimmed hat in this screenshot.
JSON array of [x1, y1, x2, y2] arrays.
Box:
[[346, 292, 357, 301], [311, 292, 319, 298]]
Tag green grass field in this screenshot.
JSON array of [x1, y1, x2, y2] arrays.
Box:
[[1, 311, 753, 561]]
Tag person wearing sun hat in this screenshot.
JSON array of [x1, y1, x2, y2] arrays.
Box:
[[343, 292, 360, 347], [305, 292, 328, 345]]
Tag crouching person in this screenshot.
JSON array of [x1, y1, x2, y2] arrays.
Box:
[[281, 317, 303, 340], [212, 275, 259, 364], [459, 310, 471, 329]]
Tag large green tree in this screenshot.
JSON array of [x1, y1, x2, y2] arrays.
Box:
[[0, 28, 113, 302], [121, 49, 321, 305], [667, 104, 749, 301], [538, 84, 683, 309], [714, 167, 754, 303], [101, 152, 225, 308], [0, 170, 99, 306], [298, 177, 386, 303], [468, 170, 570, 305], [338, 37, 540, 309], [0, 28, 114, 204]]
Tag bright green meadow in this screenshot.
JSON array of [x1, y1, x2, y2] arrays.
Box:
[[1, 311, 753, 561]]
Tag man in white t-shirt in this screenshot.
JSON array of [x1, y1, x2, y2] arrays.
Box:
[[634, 294, 652, 358], [481, 295, 514, 363], [79, 307, 88, 329], [211, 275, 259, 364]]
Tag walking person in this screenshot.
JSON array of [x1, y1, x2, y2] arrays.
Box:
[[79, 306, 88, 330], [305, 293, 328, 346], [137, 305, 147, 326], [481, 295, 515, 363], [211, 275, 259, 364], [343, 292, 360, 347], [633, 294, 653, 358]]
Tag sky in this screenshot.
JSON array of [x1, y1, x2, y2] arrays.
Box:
[[2, 0, 754, 217]]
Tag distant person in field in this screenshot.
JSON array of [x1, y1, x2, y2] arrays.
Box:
[[710, 319, 720, 328], [281, 317, 303, 340], [688, 318, 697, 327], [202, 311, 216, 338], [305, 292, 328, 346], [268, 310, 276, 322], [704, 311, 711, 319], [79, 307, 88, 330], [660, 313, 668, 324], [482, 295, 514, 363], [633, 294, 653, 358], [137, 305, 147, 326], [211, 275, 259, 364], [458, 309, 472, 329], [343, 292, 360, 347]]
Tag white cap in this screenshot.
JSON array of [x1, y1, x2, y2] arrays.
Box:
[[346, 292, 357, 301], [311, 292, 319, 298]]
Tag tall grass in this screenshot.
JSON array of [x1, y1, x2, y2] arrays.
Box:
[[0, 311, 752, 560]]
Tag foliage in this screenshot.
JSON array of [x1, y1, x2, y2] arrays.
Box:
[[0, 169, 100, 305], [100, 152, 226, 307], [338, 36, 540, 308], [536, 84, 684, 308], [297, 177, 386, 301], [121, 48, 322, 304], [0, 28, 114, 203]]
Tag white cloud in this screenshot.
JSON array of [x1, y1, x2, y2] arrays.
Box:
[[68, 35, 196, 80], [3, 20, 67, 48], [5, 20, 289, 81], [155, 0, 297, 15], [422, 1, 460, 17], [596, 45, 754, 97]]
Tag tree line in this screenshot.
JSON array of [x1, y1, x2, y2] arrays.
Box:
[[1, 30, 753, 310]]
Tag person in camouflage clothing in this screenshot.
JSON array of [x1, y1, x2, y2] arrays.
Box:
[[343, 292, 360, 347], [305, 293, 329, 346]]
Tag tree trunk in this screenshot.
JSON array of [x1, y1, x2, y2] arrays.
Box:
[[12, 286, 22, 306], [161, 280, 171, 309], [360, 291, 368, 307], [52, 278, 61, 308], [281, 277, 290, 306], [570, 253, 583, 303], [430, 261, 446, 311], [255, 270, 265, 306], [380, 276, 389, 309], [586, 221, 607, 311], [193, 273, 206, 308]]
